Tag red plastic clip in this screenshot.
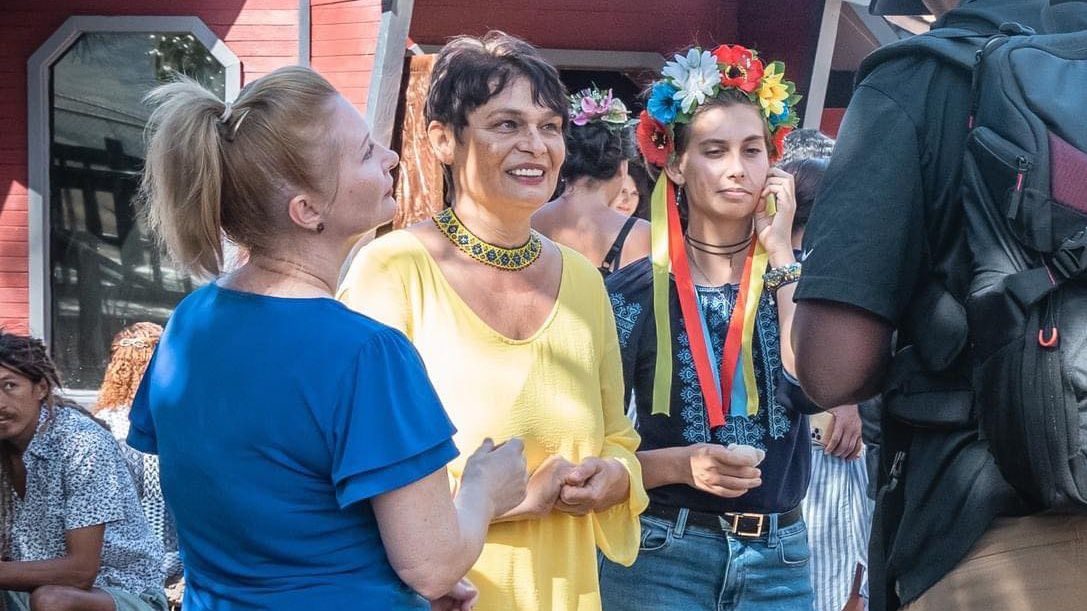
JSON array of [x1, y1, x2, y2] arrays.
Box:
[[1038, 327, 1060, 349]]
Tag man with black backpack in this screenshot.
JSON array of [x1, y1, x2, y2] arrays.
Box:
[[793, 0, 1087, 610]]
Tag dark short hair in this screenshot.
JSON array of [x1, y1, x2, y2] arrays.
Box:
[[425, 31, 568, 137], [562, 122, 627, 182], [778, 156, 828, 231]]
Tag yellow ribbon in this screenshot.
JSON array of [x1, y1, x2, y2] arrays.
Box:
[[650, 177, 673, 416], [740, 241, 769, 416]]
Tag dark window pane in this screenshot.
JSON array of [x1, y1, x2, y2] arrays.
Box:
[[50, 32, 226, 390]]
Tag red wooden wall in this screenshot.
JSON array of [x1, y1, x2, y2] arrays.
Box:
[[310, 0, 383, 109], [410, 0, 824, 102], [411, 0, 740, 55]]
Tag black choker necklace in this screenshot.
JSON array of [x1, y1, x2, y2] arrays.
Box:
[[685, 233, 753, 256], [686, 231, 754, 249]]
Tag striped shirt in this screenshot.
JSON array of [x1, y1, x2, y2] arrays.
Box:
[[802, 445, 874, 611]]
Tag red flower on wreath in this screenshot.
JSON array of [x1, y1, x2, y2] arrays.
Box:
[[712, 45, 765, 93], [771, 126, 793, 163], [636, 111, 674, 167]]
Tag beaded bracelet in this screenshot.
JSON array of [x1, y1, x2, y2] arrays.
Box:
[[763, 262, 802, 292]]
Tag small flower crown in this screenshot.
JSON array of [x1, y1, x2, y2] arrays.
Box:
[[568, 87, 630, 131], [636, 44, 802, 167]]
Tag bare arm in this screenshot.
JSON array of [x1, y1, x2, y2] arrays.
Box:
[[372, 440, 526, 601], [637, 445, 762, 498], [619, 220, 652, 267], [0, 525, 103, 591], [792, 299, 894, 408]]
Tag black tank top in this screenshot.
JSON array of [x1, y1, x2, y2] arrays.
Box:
[[598, 216, 638, 278]]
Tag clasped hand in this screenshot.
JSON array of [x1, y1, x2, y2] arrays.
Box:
[[500, 454, 628, 520]]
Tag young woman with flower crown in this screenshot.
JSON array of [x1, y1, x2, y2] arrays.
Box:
[[532, 87, 651, 277], [599, 44, 821, 610], [339, 32, 647, 611]]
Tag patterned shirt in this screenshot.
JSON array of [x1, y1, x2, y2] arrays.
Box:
[[606, 257, 817, 514], [100, 408, 182, 580], [7, 406, 164, 594]]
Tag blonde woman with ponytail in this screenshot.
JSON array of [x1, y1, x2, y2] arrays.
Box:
[[129, 66, 528, 610]]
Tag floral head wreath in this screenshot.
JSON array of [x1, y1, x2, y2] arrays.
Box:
[[567, 86, 630, 131], [636, 44, 801, 166], [637, 44, 803, 431]]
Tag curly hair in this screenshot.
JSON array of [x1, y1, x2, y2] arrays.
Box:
[[95, 322, 163, 412]]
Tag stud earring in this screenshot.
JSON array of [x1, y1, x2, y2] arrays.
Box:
[[316, 222, 325, 234]]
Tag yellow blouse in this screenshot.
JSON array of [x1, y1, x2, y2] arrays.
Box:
[[338, 230, 647, 611]]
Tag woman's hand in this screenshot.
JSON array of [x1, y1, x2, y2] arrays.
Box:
[[495, 454, 576, 522], [754, 167, 798, 267], [459, 438, 528, 519], [430, 578, 479, 611], [686, 443, 763, 498], [555, 457, 630, 515]]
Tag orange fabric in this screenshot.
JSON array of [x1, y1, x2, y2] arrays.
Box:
[[392, 54, 444, 228]]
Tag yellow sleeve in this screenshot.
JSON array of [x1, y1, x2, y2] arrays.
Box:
[[592, 285, 649, 566], [336, 234, 413, 339]]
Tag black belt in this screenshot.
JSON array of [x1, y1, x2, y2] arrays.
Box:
[[644, 503, 803, 539]]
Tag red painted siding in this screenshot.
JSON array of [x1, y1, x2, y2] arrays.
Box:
[[821, 107, 846, 139], [410, 0, 823, 120], [310, 0, 383, 109], [0, 0, 303, 332], [411, 0, 739, 56]]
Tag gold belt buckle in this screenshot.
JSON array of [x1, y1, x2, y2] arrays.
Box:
[[728, 513, 766, 538]]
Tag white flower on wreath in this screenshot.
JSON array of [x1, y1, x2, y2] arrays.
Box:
[[662, 48, 721, 114]]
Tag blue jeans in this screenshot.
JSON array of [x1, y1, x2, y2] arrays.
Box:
[[599, 509, 815, 611]]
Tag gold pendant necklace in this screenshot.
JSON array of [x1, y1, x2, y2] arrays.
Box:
[[433, 207, 542, 271]]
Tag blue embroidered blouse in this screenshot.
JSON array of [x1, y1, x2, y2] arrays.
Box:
[[607, 258, 818, 514]]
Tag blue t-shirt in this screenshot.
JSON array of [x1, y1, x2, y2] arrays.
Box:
[[128, 283, 458, 610]]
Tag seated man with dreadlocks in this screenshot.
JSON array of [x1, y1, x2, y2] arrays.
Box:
[[0, 331, 167, 611]]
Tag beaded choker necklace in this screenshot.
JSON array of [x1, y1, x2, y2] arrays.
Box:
[[433, 207, 542, 271]]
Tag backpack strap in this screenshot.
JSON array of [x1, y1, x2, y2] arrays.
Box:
[[857, 27, 984, 85], [1005, 229, 1087, 308]]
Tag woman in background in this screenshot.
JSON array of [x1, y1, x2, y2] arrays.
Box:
[[95, 322, 184, 604], [533, 87, 651, 277]]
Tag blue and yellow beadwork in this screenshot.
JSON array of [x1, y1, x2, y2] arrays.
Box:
[[433, 207, 543, 271]]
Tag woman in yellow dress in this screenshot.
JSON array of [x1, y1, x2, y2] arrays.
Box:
[[338, 31, 647, 611]]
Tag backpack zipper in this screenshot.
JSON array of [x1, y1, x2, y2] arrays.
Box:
[[1008, 156, 1033, 220]]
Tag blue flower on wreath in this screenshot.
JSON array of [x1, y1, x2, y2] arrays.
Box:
[[769, 105, 790, 129], [647, 81, 681, 124]]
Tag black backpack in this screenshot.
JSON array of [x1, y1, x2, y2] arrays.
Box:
[[862, 11, 1087, 511], [963, 22, 1087, 512]]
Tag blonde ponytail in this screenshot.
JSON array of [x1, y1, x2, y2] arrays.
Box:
[[140, 66, 339, 278], [141, 79, 226, 277]]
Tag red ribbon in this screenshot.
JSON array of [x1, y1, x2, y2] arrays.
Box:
[[666, 187, 756, 429]]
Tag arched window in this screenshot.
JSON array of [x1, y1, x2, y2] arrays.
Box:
[[28, 17, 240, 393]]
